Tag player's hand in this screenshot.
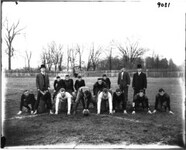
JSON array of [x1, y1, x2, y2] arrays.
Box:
[[169, 111, 174, 114], [152, 110, 157, 113], [132, 111, 135, 114], [67, 112, 71, 115]]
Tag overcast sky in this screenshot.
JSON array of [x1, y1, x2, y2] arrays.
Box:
[[2, 2, 186, 69]]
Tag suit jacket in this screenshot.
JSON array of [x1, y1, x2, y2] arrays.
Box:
[[64, 79, 74, 93], [36, 73, 50, 91], [132, 72, 147, 90], [117, 71, 130, 87]]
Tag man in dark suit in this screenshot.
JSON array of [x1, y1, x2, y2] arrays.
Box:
[[132, 64, 147, 96], [33, 64, 53, 114], [117, 67, 130, 101], [102, 74, 111, 89], [74, 75, 85, 92], [53, 75, 66, 100]]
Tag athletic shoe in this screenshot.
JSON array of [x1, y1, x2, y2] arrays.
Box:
[[123, 110, 128, 114], [17, 111, 22, 115], [132, 111, 135, 114], [33, 110, 37, 115], [50, 110, 54, 114]]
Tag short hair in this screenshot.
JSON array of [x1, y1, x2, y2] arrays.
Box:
[[78, 75, 82, 78], [102, 88, 108, 93], [23, 90, 28, 93], [159, 88, 165, 92], [97, 78, 102, 81], [56, 76, 60, 79], [139, 89, 144, 93], [102, 74, 107, 77], [65, 74, 70, 77], [60, 88, 66, 92], [116, 88, 121, 93]]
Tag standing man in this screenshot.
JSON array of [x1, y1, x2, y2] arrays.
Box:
[[117, 67, 130, 101], [132, 64, 147, 96], [34, 64, 53, 114], [64, 74, 75, 96], [102, 74, 111, 89], [74, 74, 85, 92]]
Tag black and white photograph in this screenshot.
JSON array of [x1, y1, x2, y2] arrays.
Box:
[[0, 0, 185, 149]]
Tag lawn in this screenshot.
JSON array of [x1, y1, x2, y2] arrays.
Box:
[[2, 77, 185, 148]]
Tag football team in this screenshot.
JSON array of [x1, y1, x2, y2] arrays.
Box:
[[17, 64, 174, 116]]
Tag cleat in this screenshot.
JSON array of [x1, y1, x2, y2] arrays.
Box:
[[17, 111, 22, 115]]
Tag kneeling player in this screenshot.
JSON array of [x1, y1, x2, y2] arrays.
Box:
[[97, 88, 113, 115], [132, 89, 152, 114], [55, 88, 72, 115], [17, 90, 36, 115], [153, 88, 174, 114], [113, 88, 127, 114], [73, 86, 96, 115]]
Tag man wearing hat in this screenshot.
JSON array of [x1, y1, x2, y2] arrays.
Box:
[[132, 89, 152, 114], [132, 64, 147, 96], [117, 67, 130, 102], [33, 64, 53, 114], [153, 88, 174, 114]]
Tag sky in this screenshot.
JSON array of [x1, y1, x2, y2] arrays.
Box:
[[1, 1, 186, 69]]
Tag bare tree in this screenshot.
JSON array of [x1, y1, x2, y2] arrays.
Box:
[[42, 41, 63, 72], [25, 50, 32, 69], [4, 19, 24, 70], [87, 44, 102, 71], [116, 39, 148, 68], [76, 44, 84, 71]]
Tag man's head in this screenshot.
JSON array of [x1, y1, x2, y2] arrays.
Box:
[[159, 88, 165, 96], [78, 75, 82, 81], [23, 90, 29, 96], [116, 88, 122, 96], [60, 88, 66, 97], [40, 64, 46, 74], [56, 76, 61, 81], [139, 89, 144, 97], [102, 74, 107, 80], [137, 64, 142, 73], [97, 78, 103, 85], [102, 88, 108, 97], [121, 66, 126, 72], [65, 75, 70, 80]]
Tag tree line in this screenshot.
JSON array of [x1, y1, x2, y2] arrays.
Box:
[[3, 20, 181, 72]]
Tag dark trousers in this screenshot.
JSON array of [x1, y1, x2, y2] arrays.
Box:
[[119, 85, 129, 101], [20, 100, 35, 111], [34, 91, 52, 111], [73, 92, 96, 112]]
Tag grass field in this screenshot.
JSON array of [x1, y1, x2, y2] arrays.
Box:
[[3, 77, 185, 148]]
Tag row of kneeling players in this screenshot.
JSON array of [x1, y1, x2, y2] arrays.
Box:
[[17, 86, 174, 116]]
